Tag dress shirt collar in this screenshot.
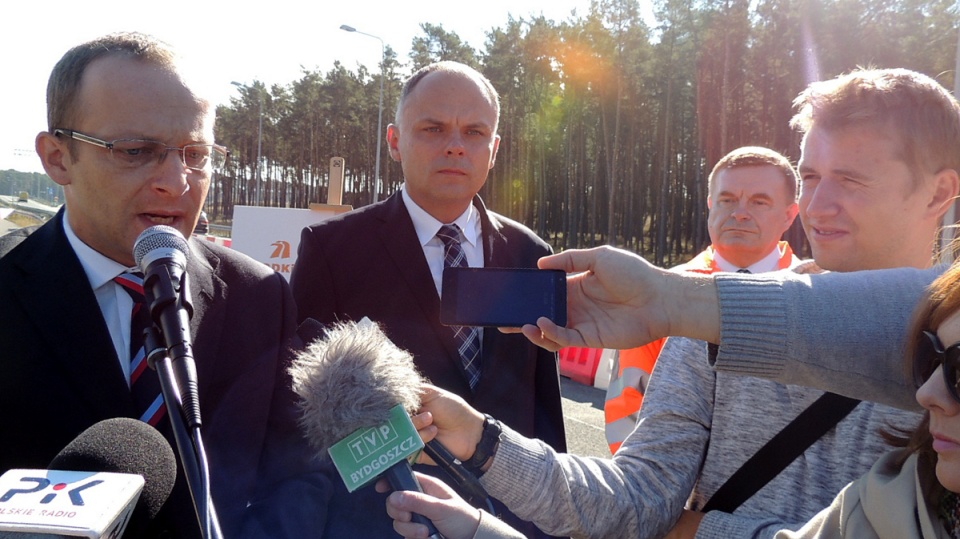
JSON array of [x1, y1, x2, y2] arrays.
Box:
[[402, 184, 481, 248], [712, 243, 785, 273], [62, 208, 135, 289]]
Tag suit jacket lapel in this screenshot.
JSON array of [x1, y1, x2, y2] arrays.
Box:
[[473, 197, 511, 391], [11, 213, 133, 418], [185, 240, 223, 385], [375, 192, 466, 372], [475, 196, 508, 268]]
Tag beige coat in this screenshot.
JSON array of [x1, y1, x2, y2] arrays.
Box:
[[776, 451, 949, 539]]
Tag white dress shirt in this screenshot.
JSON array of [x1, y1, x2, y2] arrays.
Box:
[[401, 185, 484, 296], [62, 210, 137, 385]]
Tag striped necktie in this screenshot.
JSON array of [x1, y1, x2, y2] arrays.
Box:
[[436, 224, 482, 390], [114, 272, 167, 427]]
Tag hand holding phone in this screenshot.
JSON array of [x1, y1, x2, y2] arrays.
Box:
[[440, 267, 567, 328]]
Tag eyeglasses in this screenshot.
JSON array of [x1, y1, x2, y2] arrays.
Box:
[[914, 330, 960, 403], [54, 129, 228, 171]]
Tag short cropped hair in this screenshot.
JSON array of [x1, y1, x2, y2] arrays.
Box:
[[395, 61, 500, 130], [46, 32, 178, 132], [790, 68, 960, 183], [708, 146, 799, 201]]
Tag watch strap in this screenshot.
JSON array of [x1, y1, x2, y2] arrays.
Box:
[[464, 414, 501, 475]]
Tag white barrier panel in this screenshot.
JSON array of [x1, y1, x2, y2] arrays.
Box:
[[231, 204, 352, 281], [593, 349, 617, 390], [192, 234, 232, 248]]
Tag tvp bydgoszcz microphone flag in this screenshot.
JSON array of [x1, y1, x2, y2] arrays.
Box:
[[327, 404, 424, 492], [0, 469, 143, 538]]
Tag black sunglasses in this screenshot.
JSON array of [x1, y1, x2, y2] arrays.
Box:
[[914, 330, 960, 403]]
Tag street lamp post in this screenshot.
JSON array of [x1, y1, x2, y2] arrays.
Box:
[[230, 81, 264, 206], [340, 24, 385, 203]]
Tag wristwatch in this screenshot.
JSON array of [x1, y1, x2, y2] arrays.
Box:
[[463, 414, 501, 476]]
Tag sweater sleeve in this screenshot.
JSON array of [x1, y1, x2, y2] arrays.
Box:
[[711, 266, 942, 411], [480, 336, 716, 539]]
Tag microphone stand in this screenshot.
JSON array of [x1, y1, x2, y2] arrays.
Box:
[[144, 272, 222, 539]]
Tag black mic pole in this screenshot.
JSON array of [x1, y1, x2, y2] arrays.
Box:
[[423, 440, 497, 515], [140, 246, 222, 539]]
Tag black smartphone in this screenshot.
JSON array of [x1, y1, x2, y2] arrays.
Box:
[[440, 267, 567, 328]]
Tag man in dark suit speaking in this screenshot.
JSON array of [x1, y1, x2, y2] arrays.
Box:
[[291, 61, 566, 538], [0, 32, 329, 538]]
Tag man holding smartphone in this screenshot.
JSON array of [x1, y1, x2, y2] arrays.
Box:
[[290, 61, 565, 539]]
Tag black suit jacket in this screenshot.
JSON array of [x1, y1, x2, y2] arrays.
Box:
[[291, 192, 566, 538], [0, 211, 331, 538]]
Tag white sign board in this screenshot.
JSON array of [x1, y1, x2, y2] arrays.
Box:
[[231, 204, 352, 281]]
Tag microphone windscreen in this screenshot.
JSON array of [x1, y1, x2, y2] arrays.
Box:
[[133, 225, 189, 268], [289, 320, 426, 458], [49, 418, 176, 522]]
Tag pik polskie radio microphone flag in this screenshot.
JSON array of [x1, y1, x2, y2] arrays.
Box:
[[0, 418, 176, 538]]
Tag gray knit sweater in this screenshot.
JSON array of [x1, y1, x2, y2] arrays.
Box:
[[712, 265, 943, 409]]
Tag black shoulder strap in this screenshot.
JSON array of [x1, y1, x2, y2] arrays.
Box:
[[702, 392, 861, 514]]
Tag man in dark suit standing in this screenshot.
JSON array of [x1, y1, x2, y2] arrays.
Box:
[[291, 61, 566, 538], [0, 32, 329, 538]]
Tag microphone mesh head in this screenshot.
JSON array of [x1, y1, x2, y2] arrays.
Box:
[[289, 320, 427, 458], [133, 225, 189, 267], [49, 418, 176, 521]]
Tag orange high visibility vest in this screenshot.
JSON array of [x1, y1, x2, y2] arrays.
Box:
[[603, 242, 796, 453]]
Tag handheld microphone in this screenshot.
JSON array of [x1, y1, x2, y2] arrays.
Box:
[[0, 418, 176, 538], [133, 225, 200, 428], [289, 319, 441, 539], [133, 226, 221, 539]]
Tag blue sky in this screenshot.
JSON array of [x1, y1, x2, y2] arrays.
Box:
[[3, 0, 654, 174]]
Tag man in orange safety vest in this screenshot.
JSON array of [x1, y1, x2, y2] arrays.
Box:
[[604, 146, 801, 453]]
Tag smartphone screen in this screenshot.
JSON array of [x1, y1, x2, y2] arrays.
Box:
[[440, 267, 567, 328]]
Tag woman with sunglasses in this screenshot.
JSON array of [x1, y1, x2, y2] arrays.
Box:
[[774, 262, 960, 538]]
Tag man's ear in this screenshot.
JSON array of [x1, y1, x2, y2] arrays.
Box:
[[488, 134, 501, 170], [386, 124, 401, 162], [785, 202, 800, 227], [929, 168, 960, 220], [35, 131, 72, 187]]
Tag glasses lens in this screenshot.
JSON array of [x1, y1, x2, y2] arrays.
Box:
[[110, 140, 165, 168], [182, 145, 227, 171], [210, 146, 227, 170], [183, 145, 211, 170], [914, 330, 941, 388], [944, 346, 960, 402]]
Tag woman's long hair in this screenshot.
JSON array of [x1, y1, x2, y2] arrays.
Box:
[[886, 262, 960, 494]]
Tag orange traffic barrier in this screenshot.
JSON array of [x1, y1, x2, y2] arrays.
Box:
[[558, 347, 603, 386]]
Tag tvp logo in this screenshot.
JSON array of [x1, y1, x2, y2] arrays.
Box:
[[327, 404, 424, 492], [346, 423, 400, 463]]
